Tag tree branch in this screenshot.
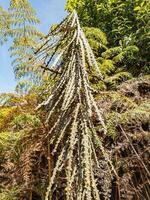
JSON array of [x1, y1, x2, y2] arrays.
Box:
[[40, 65, 61, 75]]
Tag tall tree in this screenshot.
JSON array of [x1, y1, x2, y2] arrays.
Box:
[[34, 11, 115, 200]]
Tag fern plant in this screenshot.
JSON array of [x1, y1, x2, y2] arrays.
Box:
[[83, 27, 107, 55], [9, 0, 43, 80]]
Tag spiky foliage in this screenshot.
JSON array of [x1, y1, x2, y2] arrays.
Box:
[[9, 0, 43, 80], [33, 11, 116, 200]]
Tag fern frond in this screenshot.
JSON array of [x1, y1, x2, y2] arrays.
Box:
[[0, 6, 10, 44], [83, 27, 107, 53], [105, 72, 133, 89], [102, 47, 122, 59], [9, 0, 43, 82], [100, 59, 115, 75]]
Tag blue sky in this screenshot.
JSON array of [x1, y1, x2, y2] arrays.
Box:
[[0, 0, 67, 93]]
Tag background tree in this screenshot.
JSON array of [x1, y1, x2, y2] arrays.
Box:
[[9, 0, 43, 81], [66, 0, 150, 77]]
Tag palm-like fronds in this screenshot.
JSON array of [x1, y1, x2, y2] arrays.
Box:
[[9, 0, 43, 80]]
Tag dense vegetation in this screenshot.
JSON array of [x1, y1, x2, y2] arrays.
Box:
[[0, 0, 150, 199]]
